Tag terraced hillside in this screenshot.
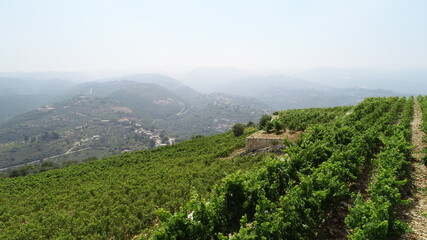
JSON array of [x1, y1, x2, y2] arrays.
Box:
[[1, 97, 426, 240], [147, 96, 426, 240], [0, 130, 266, 239]]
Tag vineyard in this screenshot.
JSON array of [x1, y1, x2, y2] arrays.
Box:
[[147, 97, 426, 240], [274, 106, 353, 131], [0, 130, 266, 239], [0, 97, 426, 240]]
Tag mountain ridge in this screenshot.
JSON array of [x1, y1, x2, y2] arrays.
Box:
[[0, 81, 268, 168]]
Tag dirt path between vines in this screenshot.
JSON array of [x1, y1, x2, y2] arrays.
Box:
[[401, 100, 427, 240]]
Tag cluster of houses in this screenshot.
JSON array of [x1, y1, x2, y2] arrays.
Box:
[[38, 105, 55, 112], [153, 98, 176, 105], [39, 100, 177, 150], [134, 128, 176, 147]]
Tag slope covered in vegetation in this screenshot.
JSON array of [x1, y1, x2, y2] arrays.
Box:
[[0, 81, 268, 169], [2, 97, 421, 240], [0, 129, 265, 239], [274, 105, 353, 131], [147, 97, 416, 240]]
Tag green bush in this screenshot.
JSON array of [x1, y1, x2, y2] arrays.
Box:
[[258, 114, 272, 130], [264, 121, 274, 133], [232, 123, 245, 137], [246, 121, 256, 128], [273, 120, 282, 134]]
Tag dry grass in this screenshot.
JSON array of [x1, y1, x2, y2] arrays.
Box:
[[401, 100, 427, 240]]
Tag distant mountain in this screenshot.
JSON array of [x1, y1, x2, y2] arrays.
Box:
[[0, 94, 154, 169], [109, 83, 187, 120], [69, 80, 144, 97], [0, 73, 200, 123], [72, 74, 202, 99], [0, 77, 76, 96], [0, 70, 415, 169], [0, 70, 413, 125], [335, 88, 403, 98], [224, 75, 330, 94], [218, 74, 406, 110], [115, 73, 204, 99], [0, 81, 268, 168], [179, 67, 251, 93], [0, 94, 61, 123], [0, 72, 91, 82], [102, 73, 185, 91], [104, 83, 269, 137], [172, 85, 203, 99], [154, 92, 270, 138], [294, 67, 427, 94], [0, 78, 77, 122]]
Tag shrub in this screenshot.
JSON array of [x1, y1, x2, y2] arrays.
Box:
[[232, 123, 245, 137], [265, 121, 274, 133], [246, 121, 256, 128], [274, 120, 283, 134], [259, 115, 272, 130]]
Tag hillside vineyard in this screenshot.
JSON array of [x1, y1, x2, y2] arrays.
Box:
[[1, 96, 426, 240], [148, 97, 421, 240]]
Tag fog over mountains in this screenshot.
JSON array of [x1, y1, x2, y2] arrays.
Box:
[[0, 67, 423, 168], [1, 67, 423, 123], [176, 67, 427, 95], [294, 67, 427, 94], [174, 67, 421, 109]]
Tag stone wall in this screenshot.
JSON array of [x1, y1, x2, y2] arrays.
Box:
[[245, 130, 301, 153], [245, 136, 282, 152]]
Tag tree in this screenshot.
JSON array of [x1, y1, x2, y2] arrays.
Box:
[[246, 121, 256, 128], [232, 123, 245, 137], [162, 136, 169, 143], [41, 132, 49, 141], [51, 132, 60, 140], [264, 121, 274, 133], [258, 114, 272, 130], [40, 161, 59, 172], [273, 120, 283, 134]]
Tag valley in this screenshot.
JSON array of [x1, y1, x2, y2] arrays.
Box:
[[0, 78, 268, 170], [0, 72, 414, 174], [1, 2, 425, 239]]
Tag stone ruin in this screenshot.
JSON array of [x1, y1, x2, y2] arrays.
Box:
[[245, 130, 301, 152]]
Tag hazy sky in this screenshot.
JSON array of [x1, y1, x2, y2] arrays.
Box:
[[1, 0, 426, 72]]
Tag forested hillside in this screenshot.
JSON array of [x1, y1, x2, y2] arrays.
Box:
[[0, 81, 267, 169]]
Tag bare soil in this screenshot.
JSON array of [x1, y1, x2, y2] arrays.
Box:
[[401, 100, 427, 240], [315, 198, 351, 240], [246, 130, 302, 142]]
